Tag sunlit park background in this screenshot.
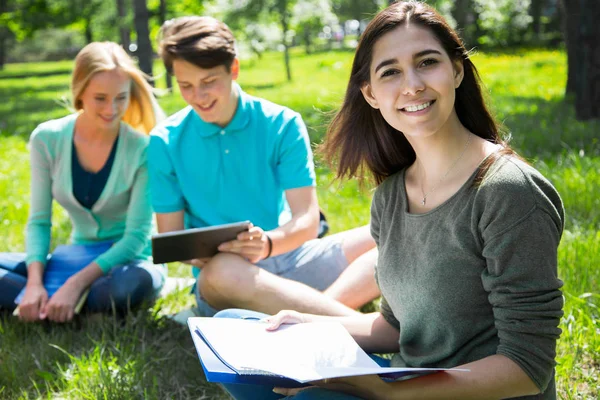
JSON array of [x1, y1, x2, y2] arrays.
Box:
[[1, 0, 599, 399]]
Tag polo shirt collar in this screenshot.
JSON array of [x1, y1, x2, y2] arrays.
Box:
[[192, 83, 250, 137]]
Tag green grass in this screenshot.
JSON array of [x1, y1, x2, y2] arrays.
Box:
[[0, 50, 598, 399]]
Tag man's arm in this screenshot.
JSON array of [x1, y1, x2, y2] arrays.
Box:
[[155, 210, 185, 233], [266, 186, 320, 256]]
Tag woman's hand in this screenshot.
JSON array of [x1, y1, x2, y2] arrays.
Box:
[[262, 310, 313, 331], [218, 225, 271, 263], [41, 279, 84, 323], [274, 375, 389, 399], [18, 283, 48, 322]]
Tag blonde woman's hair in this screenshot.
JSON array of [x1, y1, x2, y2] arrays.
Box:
[[71, 42, 165, 134]]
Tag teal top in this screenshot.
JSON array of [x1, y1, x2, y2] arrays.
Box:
[[371, 156, 564, 399], [26, 113, 153, 274], [148, 84, 316, 231]]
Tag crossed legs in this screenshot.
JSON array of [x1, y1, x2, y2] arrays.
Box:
[[196, 225, 378, 317]]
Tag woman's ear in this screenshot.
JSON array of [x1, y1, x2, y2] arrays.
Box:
[[360, 83, 379, 109], [453, 60, 464, 89]]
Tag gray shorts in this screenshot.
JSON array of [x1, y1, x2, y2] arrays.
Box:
[[194, 235, 348, 317]]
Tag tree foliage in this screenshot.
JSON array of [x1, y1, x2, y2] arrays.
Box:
[[473, 0, 532, 46], [221, 0, 298, 81], [292, 0, 338, 54], [330, 0, 381, 25]]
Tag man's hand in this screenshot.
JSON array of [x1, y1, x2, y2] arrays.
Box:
[[184, 257, 212, 269], [40, 279, 84, 323], [217, 225, 271, 263], [18, 283, 48, 322]]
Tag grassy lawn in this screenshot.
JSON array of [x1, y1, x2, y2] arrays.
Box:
[[0, 49, 598, 399]]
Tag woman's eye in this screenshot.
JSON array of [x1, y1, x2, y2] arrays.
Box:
[[95, 97, 106, 101], [381, 69, 398, 78], [420, 58, 438, 67]]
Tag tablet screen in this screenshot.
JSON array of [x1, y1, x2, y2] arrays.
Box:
[[152, 221, 252, 264]]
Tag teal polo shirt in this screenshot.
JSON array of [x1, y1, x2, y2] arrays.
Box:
[[148, 85, 316, 232]]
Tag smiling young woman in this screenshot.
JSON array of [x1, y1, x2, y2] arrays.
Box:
[[216, 1, 565, 399]]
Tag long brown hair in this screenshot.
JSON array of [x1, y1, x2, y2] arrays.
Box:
[[321, 0, 513, 185]]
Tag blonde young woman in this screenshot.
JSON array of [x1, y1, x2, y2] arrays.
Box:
[[0, 42, 166, 323]]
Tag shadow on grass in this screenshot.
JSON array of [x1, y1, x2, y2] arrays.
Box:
[[496, 96, 600, 159], [0, 69, 72, 80], [0, 83, 69, 99], [242, 82, 279, 91], [0, 86, 70, 139], [0, 308, 228, 399], [0, 100, 68, 139]]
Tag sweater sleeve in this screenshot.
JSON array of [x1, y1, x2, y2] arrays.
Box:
[[370, 179, 386, 245], [479, 162, 564, 393], [25, 127, 53, 266], [93, 146, 153, 274]]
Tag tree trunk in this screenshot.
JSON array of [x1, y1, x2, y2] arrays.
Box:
[[159, 0, 172, 90], [303, 28, 312, 55], [0, 0, 7, 70], [0, 35, 5, 70], [561, 0, 580, 95], [84, 15, 93, 43], [574, 0, 600, 120], [562, 0, 600, 120], [116, 0, 131, 52], [133, 0, 153, 79], [530, 0, 543, 41], [452, 0, 472, 43], [278, 4, 292, 82]]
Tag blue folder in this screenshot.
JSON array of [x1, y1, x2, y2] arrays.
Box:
[[188, 322, 306, 388], [186, 318, 468, 388], [14, 241, 113, 305]]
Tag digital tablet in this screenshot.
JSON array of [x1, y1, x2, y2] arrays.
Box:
[[151, 221, 252, 264]]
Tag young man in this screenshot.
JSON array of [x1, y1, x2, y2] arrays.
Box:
[[150, 16, 378, 317]]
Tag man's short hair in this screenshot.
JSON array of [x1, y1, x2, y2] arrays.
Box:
[[158, 16, 236, 74]]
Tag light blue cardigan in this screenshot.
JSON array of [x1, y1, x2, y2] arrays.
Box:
[[26, 113, 153, 274]]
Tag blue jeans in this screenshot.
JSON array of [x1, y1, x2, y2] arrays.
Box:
[[214, 309, 390, 400], [0, 251, 165, 313]]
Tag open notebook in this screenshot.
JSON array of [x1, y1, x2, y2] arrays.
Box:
[[13, 241, 113, 316], [187, 317, 468, 388]]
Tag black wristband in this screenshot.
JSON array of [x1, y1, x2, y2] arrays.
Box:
[[264, 234, 273, 259]]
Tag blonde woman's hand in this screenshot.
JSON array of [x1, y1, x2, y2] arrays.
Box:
[[41, 280, 83, 323], [18, 283, 48, 322]]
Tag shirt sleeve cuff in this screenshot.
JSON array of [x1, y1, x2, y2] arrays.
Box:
[[152, 203, 185, 214], [25, 255, 47, 267]]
